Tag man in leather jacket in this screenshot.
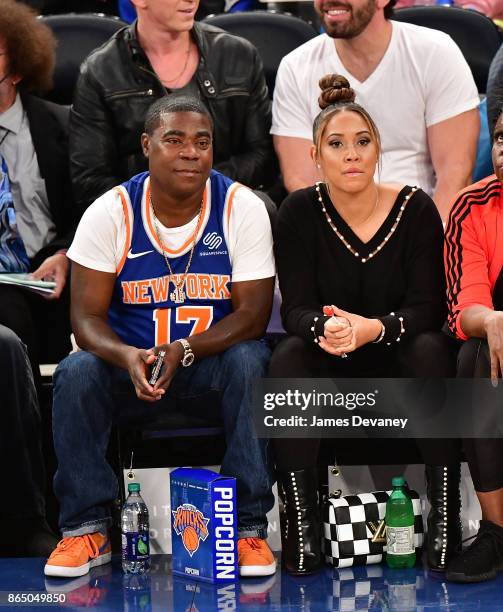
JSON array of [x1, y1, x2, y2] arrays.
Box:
[[70, 0, 276, 219]]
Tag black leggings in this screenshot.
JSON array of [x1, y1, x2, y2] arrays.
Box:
[[270, 333, 503, 492], [270, 332, 458, 467], [456, 338, 503, 492]]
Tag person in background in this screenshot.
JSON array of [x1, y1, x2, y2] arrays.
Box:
[[70, 0, 276, 221], [0, 0, 73, 558], [395, 0, 503, 21], [271, 0, 479, 220], [115, 1, 264, 32], [0, 0, 74, 374], [271, 75, 459, 575]]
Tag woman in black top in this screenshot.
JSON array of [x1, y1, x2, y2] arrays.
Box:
[[272, 75, 458, 575]]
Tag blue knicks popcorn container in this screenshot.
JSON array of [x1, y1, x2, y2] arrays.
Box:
[[170, 467, 237, 582]]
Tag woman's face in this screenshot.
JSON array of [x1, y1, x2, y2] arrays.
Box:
[[313, 109, 378, 193], [492, 114, 503, 182]]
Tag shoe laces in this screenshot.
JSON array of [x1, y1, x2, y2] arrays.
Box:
[[241, 538, 263, 552], [454, 529, 501, 559], [54, 534, 100, 560]]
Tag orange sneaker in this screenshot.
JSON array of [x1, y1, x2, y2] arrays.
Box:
[[238, 538, 276, 577], [44, 532, 111, 578]]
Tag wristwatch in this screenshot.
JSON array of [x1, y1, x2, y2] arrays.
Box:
[[177, 338, 195, 367]]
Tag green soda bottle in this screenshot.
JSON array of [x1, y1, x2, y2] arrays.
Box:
[[385, 476, 416, 568]]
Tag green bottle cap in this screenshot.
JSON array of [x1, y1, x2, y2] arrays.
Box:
[[128, 482, 141, 493], [391, 476, 406, 487]]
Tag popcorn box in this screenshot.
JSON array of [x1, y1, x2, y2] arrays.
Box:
[[170, 467, 238, 582]]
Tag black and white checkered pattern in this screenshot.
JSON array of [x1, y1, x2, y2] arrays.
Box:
[[327, 566, 385, 611], [323, 490, 424, 568]]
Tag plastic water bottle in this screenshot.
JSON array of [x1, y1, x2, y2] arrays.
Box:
[[385, 476, 416, 569], [121, 482, 151, 574]]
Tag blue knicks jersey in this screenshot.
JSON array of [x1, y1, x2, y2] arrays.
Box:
[[109, 170, 240, 349]]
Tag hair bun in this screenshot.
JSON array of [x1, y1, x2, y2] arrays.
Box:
[[318, 74, 356, 109]]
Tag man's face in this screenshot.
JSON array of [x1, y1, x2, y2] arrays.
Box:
[[314, 0, 377, 39], [142, 111, 213, 198], [134, 0, 199, 33]]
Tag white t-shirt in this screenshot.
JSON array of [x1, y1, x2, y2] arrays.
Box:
[[68, 178, 275, 282], [271, 21, 479, 195]]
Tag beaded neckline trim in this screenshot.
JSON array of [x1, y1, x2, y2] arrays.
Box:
[[315, 182, 418, 264]]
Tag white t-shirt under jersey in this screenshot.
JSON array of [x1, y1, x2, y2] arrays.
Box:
[[67, 180, 275, 282], [271, 21, 479, 195]]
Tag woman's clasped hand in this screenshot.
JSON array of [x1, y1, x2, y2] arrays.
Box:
[[319, 305, 383, 356]]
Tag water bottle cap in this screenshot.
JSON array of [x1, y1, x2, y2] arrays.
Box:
[[128, 482, 141, 492], [392, 476, 406, 487]]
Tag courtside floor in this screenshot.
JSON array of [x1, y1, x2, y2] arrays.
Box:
[[0, 554, 502, 610]]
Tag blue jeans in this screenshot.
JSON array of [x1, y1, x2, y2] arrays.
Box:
[[52, 340, 274, 539]]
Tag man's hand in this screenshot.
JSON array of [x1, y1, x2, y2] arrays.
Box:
[[152, 341, 184, 392], [484, 311, 503, 387], [125, 347, 162, 402], [31, 253, 69, 299]]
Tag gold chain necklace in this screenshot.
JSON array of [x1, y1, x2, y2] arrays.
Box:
[[150, 195, 203, 304], [316, 182, 417, 263], [162, 40, 191, 87]]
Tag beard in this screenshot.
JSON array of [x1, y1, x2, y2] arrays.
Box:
[[317, 0, 377, 39]]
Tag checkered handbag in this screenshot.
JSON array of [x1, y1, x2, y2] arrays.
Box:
[[323, 490, 424, 568]]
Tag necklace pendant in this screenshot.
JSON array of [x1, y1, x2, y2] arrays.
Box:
[[170, 286, 186, 304]]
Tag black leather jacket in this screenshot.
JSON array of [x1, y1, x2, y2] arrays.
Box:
[[70, 22, 276, 219]]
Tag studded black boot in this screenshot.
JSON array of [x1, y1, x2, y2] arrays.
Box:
[[278, 468, 321, 575], [425, 464, 462, 571]]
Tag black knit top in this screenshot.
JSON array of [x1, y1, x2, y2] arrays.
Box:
[[275, 184, 446, 365]]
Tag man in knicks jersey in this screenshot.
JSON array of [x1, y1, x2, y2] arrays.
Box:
[[44, 97, 276, 579]]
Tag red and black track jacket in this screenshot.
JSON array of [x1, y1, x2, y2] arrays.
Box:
[[445, 174, 503, 340]]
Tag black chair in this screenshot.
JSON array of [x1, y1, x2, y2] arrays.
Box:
[[203, 11, 317, 98], [392, 6, 503, 93], [40, 12, 127, 105], [113, 393, 227, 503]]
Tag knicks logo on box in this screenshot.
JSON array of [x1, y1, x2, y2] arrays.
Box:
[[170, 468, 238, 582], [172, 504, 210, 556]]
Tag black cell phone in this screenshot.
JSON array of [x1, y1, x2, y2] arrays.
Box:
[[149, 350, 166, 386]]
